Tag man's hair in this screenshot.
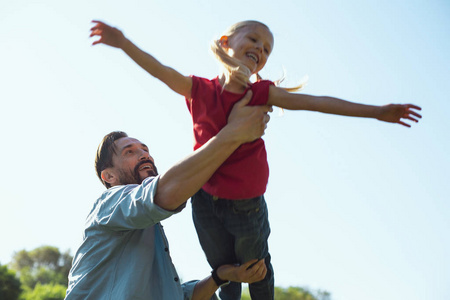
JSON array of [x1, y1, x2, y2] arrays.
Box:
[[95, 131, 128, 188]]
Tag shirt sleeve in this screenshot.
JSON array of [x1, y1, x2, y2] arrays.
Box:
[[181, 280, 219, 300], [95, 176, 184, 231], [249, 79, 274, 105]]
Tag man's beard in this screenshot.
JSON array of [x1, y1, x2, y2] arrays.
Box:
[[118, 160, 158, 185]]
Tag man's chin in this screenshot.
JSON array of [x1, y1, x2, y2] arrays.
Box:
[[139, 170, 157, 181]]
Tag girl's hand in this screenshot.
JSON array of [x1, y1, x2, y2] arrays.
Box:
[[90, 20, 127, 48], [377, 104, 422, 127]]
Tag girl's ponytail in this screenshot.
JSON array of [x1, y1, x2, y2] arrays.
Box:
[[210, 39, 251, 90], [212, 20, 307, 93]]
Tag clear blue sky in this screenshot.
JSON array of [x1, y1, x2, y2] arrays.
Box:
[[1, 1, 449, 299]]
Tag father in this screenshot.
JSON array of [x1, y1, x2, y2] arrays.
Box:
[[65, 92, 272, 299]]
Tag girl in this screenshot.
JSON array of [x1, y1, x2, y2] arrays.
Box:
[[90, 20, 421, 300]]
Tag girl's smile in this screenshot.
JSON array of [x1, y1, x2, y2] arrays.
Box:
[[223, 24, 274, 74]]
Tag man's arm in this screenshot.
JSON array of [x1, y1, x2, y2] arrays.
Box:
[[155, 91, 272, 211], [191, 259, 267, 300]]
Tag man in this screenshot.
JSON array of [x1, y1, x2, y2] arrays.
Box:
[[65, 92, 272, 299]]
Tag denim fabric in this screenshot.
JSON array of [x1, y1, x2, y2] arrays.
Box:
[[192, 189, 274, 300]]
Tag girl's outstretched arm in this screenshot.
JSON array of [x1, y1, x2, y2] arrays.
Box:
[[268, 86, 422, 127], [90, 20, 192, 98]]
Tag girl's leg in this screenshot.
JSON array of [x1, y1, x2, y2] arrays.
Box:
[[191, 189, 242, 300], [227, 195, 274, 300]]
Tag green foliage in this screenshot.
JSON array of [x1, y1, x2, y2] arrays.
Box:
[[0, 264, 22, 300], [20, 283, 67, 300], [241, 291, 251, 300], [275, 286, 315, 300], [8, 246, 72, 300], [18, 266, 67, 291], [241, 285, 331, 300], [10, 246, 72, 290], [8, 246, 332, 300]]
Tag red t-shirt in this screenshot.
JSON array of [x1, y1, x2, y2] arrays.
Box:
[[185, 76, 273, 199]]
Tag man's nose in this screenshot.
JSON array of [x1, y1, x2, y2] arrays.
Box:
[[139, 150, 150, 160]]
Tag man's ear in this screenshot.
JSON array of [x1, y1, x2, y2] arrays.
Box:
[[101, 168, 118, 187], [219, 35, 229, 48]]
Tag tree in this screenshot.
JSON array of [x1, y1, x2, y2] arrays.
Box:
[[8, 246, 72, 300], [275, 286, 314, 300], [9, 246, 72, 290], [241, 285, 331, 300], [0, 264, 22, 300], [20, 283, 67, 300]]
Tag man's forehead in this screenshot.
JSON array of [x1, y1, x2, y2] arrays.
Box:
[[114, 137, 146, 150]]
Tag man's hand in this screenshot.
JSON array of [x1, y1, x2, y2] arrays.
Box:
[[155, 91, 271, 211], [217, 259, 267, 284], [90, 20, 127, 48], [377, 103, 422, 127], [226, 91, 273, 143]]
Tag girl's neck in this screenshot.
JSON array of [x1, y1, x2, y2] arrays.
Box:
[[218, 74, 249, 94]]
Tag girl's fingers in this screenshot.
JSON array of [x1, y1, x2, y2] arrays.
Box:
[[409, 111, 422, 119], [92, 40, 100, 46], [406, 116, 419, 122], [89, 28, 104, 38], [407, 104, 422, 111], [398, 121, 410, 127]]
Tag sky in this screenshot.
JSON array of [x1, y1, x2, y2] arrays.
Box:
[[0, 0, 449, 299]]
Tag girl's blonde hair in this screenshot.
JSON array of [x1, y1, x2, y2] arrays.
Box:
[[210, 20, 305, 92]]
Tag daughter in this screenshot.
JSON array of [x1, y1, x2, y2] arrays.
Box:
[[90, 20, 421, 300]]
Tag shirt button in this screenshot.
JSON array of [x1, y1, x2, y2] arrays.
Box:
[[174, 277, 179, 282], [165, 247, 168, 252]]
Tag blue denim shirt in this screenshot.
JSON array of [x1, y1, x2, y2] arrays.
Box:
[[65, 176, 198, 299]]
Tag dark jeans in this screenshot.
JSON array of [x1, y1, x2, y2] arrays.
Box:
[[192, 189, 274, 300]]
